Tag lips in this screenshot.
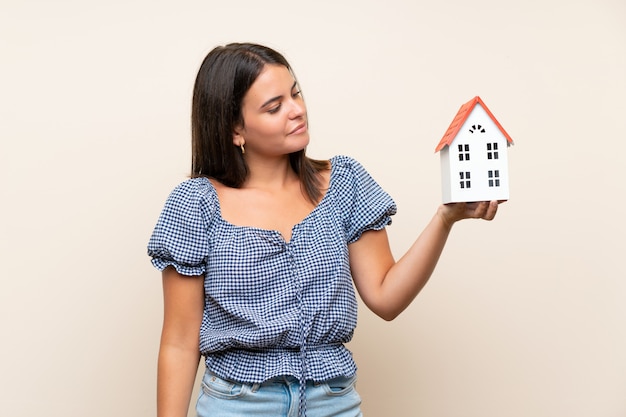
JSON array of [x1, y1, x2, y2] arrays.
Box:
[[289, 122, 307, 135]]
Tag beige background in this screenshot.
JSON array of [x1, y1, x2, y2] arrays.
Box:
[[1, 0, 625, 416]]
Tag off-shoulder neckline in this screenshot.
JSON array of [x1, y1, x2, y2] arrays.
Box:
[[196, 156, 351, 243]]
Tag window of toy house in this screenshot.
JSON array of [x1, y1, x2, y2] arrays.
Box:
[[459, 171, 471, 189], [458, 144, 470, 161], [488, 170, 500, 187], [487, 143, 499, 159]]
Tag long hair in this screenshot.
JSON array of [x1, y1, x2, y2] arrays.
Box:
[[191, 43, 328, 203]]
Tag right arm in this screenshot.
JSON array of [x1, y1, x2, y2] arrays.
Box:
[[157, 266, 205, 417]]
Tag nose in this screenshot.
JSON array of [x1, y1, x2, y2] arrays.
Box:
[[288, 97, 306, 119]]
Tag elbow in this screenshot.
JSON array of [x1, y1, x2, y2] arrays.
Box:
[[362, 296, 406, 321], [380, 312, 400, 322], [360, 290, 408, 321], [374, 306, 403, 322]]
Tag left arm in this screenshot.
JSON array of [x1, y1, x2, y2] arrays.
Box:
[[350, 201, 498, 321]]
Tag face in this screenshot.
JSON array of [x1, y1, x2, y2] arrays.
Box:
[[234, 64, 309, 157]]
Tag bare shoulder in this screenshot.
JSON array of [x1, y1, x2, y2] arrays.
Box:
[[207, 177, 229, 193], [207, 178, 242, 203]]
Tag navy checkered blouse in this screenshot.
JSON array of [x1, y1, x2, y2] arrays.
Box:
[[148, 155, 396, 384]]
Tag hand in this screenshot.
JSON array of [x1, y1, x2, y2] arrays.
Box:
[[437, 200, 500, 229]]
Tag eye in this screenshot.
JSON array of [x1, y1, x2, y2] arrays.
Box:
[[292, 90, 302, 98], [268, 103, 282, 114]]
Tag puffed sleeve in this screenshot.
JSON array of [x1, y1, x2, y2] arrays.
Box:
[[332, 156, 397, 244], [147, 178, 215, 276]]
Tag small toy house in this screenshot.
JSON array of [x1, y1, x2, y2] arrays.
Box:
[[435, 96, 513, 204]]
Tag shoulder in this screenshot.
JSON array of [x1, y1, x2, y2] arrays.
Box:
[[328, 155, 395, 207], [329, 155, 378, 187], [330, 155, 367, 177], [148, 177, 217, 273], [327, 156, 396, 241], [163, 177, 218, 217], [167, 177, 214, 198], [330, 155, 360, 170]]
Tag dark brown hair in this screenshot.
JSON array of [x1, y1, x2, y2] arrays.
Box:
[[191, 42, 328, 203]]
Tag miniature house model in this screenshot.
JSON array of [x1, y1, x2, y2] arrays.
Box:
[[435, 96, 513, 203]]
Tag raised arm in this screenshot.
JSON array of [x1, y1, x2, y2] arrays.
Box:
[[157, 266, 205, 417], [349, 201, 498, 321]]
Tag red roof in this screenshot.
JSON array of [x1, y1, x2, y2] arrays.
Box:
[[435, 96, 514, 152]]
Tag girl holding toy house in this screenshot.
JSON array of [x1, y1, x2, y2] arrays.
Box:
[[147, 42, 499, 417]]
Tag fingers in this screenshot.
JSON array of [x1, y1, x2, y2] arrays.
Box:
[[479, 200, 498, 220], [440, 200, 500, 224], [465, 200, 498, 220]]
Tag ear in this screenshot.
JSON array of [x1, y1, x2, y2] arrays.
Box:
[[232, 125, 245, 147]]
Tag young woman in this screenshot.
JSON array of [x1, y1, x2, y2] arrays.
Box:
[[148, 42, 499, 417]]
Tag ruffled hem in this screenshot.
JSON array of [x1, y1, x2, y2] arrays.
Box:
[[347, 214, 393, 243], [203, 345, 357, 383], [150, 257, 206, 276]]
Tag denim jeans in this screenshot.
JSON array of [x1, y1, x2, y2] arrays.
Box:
[[196, 369, 363, 417]]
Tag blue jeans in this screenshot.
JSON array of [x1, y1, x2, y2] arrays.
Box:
[[196, 370, 363, 417]]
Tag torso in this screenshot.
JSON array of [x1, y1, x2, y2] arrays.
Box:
[[148, 155, 394, 383]]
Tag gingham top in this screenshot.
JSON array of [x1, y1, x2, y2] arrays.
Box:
[[148, 155, 396, 384]]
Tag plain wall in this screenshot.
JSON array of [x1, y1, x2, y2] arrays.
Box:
[[1, 0, 625, 416]]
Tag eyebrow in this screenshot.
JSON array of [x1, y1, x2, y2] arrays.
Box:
[[260, 81, 298, 109]]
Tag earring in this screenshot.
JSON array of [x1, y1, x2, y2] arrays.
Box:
[[240, 143, 245, 154]]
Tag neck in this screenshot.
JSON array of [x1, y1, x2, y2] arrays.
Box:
[[243, 155, 298, 190]]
